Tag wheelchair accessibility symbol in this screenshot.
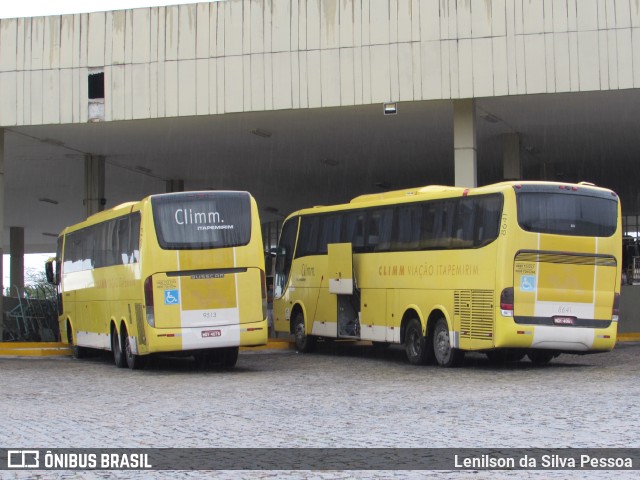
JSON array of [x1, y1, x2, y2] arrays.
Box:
[[520, 275, 536, 292], [164, 289, 180, 305]]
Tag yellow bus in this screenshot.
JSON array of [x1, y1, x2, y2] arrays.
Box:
[[46, 191, 268, 369], [273, 181, 621, 367]]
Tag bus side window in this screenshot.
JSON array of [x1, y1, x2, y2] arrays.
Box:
[[367, 209, 392, 252], [421, 200, 454, 249], [116, 217, 129, 264], [392, 205, 421, 251], [130, 212, 141, 263], [318, 214, 342, 254], [64, 232, 82, 273], [474, 194, 502, 247], [342, 211, 366, 252], [452, 198, 475, 248], [274, 217, 299, 298], [296, 216, 320, 258], [81, 228, 96, 271]]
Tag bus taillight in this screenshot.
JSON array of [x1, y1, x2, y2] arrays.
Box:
[[144, 276, 155, 327], [612, 293, 620, 322], [500, 287, 514, 317]]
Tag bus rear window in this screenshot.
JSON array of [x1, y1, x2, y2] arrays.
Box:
[[516, 191, 617, 237], [152, 192, 252, 249]]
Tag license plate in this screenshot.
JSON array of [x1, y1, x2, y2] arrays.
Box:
[[553, 316, 576, 325], [201, 330, 221, 338]]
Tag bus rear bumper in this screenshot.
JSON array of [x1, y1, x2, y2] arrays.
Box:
[[494, 321, 618, 352], [145, 319, 268, 353]]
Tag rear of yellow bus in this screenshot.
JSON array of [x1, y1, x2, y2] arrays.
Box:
[[136, 191, 267, 365], [496, 182, 621, 362]]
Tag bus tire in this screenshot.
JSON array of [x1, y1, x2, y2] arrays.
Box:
[[433, 317, 464, 368], [405, 318, 430, 365], [68, 322, 88, 359], [293, 312, 316, 353], [111, 326, 126, 368], [527, 350, 556, 365], [123, 327, 146, 370]]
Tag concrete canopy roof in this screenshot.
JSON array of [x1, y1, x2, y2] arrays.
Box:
[[5, 88, 640, 253]]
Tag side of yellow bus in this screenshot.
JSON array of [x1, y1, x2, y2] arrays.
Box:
[[273, 181, 621, 367]]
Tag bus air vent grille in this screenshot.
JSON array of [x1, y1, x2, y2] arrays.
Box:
[[515, 251, 616, 267], [455, 290, 494, 339]]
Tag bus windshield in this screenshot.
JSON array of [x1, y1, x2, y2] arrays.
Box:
[[152, 191, 252, 249], [516, 189, 618, 237]]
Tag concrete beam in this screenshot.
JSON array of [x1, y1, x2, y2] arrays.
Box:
[[453, 99, 477, 187], [9, 227, 24, 294], [84, 155, 106, 217]]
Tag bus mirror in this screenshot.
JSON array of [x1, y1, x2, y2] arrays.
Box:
[[45, 259, 59, 285], [45, 260, 55, 284]]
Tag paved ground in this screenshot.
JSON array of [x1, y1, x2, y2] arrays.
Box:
[[1, 341, 640, 479]]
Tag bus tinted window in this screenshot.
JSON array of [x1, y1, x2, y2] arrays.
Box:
[[275, 217, 299, 297], [62, 212, 142, 273], [291, 193, 503, 257], [296, 215, 321, 257], [393, 204, 422, 250], [366, 209, 393, 252], [318, 214, 342, 254], [517, 192, 617, 237], [152, 192, 251, 249]]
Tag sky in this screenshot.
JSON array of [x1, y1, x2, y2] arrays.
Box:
[[0, 1, 204, 19], [3, 253, 52, 290]]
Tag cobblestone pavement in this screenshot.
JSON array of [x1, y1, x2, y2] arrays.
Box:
[[1, 341, 640, 480]]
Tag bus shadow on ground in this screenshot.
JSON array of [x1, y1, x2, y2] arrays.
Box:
[[300, 339, 593, 371], [68, 349, 259, 374]]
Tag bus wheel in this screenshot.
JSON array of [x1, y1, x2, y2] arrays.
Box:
[[527, 350, 555, 365], [68, 322, 87, 359], [433, 318, 464, 368], [405, 318, 429, 365], [111, 326, 126, 368], [123, 328, 146, 370], [293, 312, 316, 353]]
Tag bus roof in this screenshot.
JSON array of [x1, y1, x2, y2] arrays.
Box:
[[284, 180, 617, 220], [59, 190, 255, 237]]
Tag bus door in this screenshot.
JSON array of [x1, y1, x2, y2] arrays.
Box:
[[328, 243, 360, 338]]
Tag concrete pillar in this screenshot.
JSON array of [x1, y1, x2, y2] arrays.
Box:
[[166, 179, 184, 192], [9, 227, 24, 295], [453, 99, 477, 187], [502, 133, 521, 180], [84, 155, 105, 217], [0, 129, 4, 313]]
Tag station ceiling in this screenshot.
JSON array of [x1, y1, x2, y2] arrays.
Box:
[[5, 88, 640, 253]]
